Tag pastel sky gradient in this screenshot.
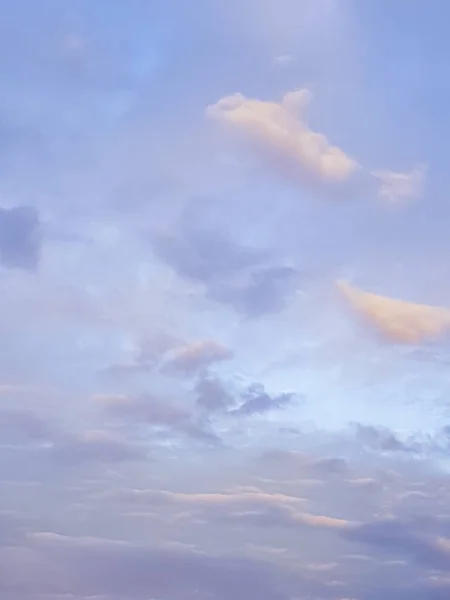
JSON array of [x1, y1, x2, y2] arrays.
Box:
[[2, 1, 450, 599]]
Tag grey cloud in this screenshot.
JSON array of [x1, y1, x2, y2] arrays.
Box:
[[100, 375, 297, 450], [230, 383, 297, 417], [368, 584, 450, 600], [2, 438, 450, 599], [103, 393, 221, 444], [194, 377, 298, 417], [352, 423, 422, 454], [441, 425, 450, 438], [195, 376, 236, 412], [16, 533, 290, 600], [0, 119, 47, 173], [149, 197, 267, 283], [312, 456, 349, 475], [0, 206, 41, 270], [148, 199, 301, 317], [2, 529, 449, 600], [343, 517, 450, 571], [208, 265, 300, 317], [436, 426, 450, 454], [150, 225, 264, 283], [0, 408, 144, 467], [51, 430, 146, 465], [0, 409, 55, 445], [261, 450, 349, 476], [0, 512, 27, 546], [352, 423, 450, 457], [103, 393, 195, 426]]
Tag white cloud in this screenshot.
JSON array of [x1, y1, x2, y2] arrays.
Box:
[[272, 53, 296, 66], [372, 164, 427, 206]]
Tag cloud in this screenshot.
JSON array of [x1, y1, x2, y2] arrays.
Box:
[[0, 206, 41, 270], [372, 164, 427, 207], [114, 487, 307, 510], [0, 4, 449, 600], [0, 511, 27, 546], [111, 487, 350, 531], [145, 194, 304, 317], [352, 424, 450, 458], [148, 205, 301, 316], [51, 430, 146, 465], [3, 524, 449, 600], [337, 280, 450, 344], [2, 424, 450, 599], [208, 265, 300, 316], [261, 450, 349, 476], [0, 408, 144, 467], [193, 376, 298, 418], [0, 409, 55, 446], [7, 532, 291, 600], [352, 424, 422, 454], [107, 336, 233, 381], [343, 517, 450, 571], [162, 340, 233, 376], [99, 373, 297, 450], [195, 376, 236, 412], [101, 393, 221, 444], [349, 423, 450, 457], [109, 337, 233, 379], [207, 90, 425, 210], [223, 507, 350, 531], [230, 383, 297, 416], [150, 213, 267, 284], [272, 53, 296, 66], [207, 89, 358, 186]]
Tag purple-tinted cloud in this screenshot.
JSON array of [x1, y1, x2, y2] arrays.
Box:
[[0, 206, 41, 270]]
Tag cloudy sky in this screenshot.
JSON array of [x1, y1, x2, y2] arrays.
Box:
[[2, 0, 450, 598]]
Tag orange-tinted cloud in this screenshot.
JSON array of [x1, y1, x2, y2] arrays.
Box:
[[338, 280, 450, 344], [207, 89, 357, 185], [114, 487, 350, 530]]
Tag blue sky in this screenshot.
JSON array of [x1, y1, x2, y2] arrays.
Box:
[[2, 1, 450, 599]]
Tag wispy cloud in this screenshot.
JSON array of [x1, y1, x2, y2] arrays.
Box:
[[373, 164, 427, 207]]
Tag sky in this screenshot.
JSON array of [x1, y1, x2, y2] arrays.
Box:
[[2, 0, 450, 598]]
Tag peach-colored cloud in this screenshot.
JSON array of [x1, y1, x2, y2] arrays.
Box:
[[207, 89, 357, 184], [207, 89, 426, 209], [163, 340, 233, 375], [117, 488, 306, 509], [113, 488, 350, 530], [338, 280, 450, 344]]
